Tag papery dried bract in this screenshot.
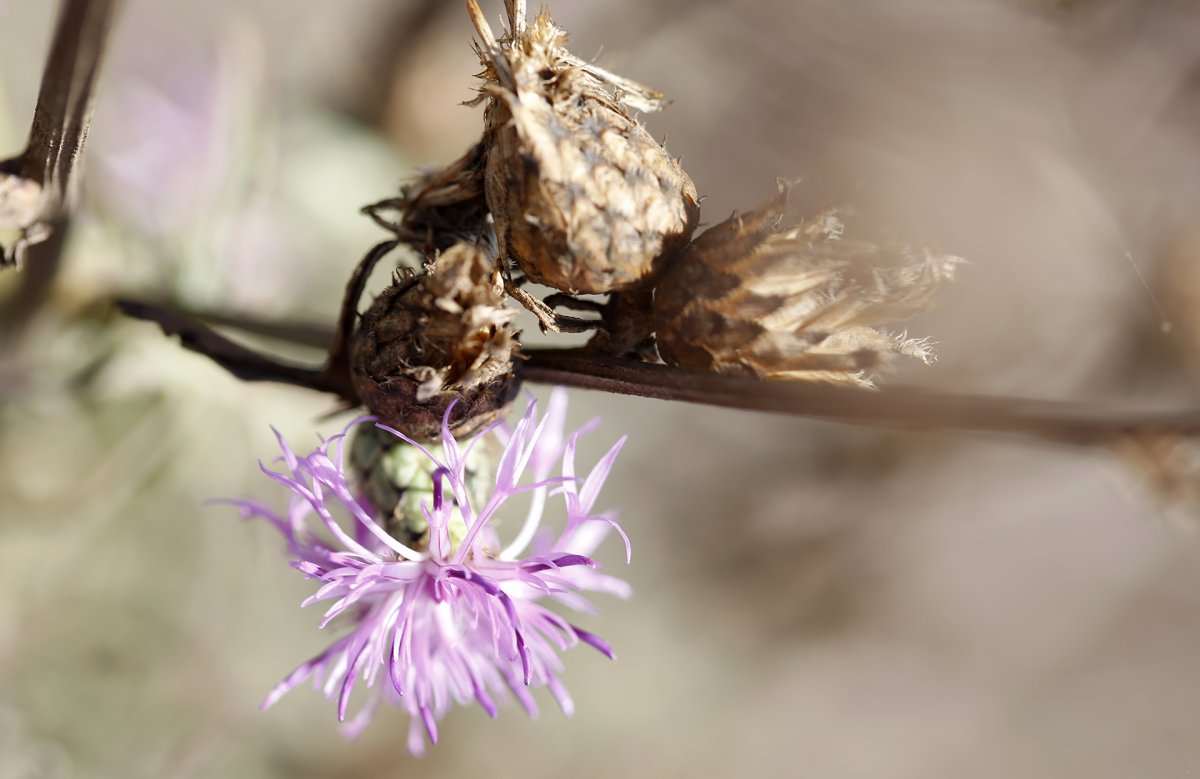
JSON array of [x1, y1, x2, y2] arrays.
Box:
[[654, 186, 962, 387], [468, 0, 699, 294], [350, 241, 519, 438], [364, 140, 493, 256]]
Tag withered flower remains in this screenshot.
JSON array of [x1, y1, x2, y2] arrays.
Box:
[[467, 0, 699, 295], [351, 241, 519, 440], [654, 185, 962, 387], [124, 1, 968, 418], [366, 141, 492, 257]]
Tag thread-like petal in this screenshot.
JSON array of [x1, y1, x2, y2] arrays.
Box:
[[230, 392, 629, 755]]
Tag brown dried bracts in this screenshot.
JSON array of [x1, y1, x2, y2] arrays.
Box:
[[467, 0, 699, 295], [654, 185, 962, 387], [350, 241, 520, 439]]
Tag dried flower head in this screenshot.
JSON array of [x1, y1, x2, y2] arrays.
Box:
[[364, 140, 493, 257], [350, 241, 519, 439], [467, 0, 700, 294], [230, 389, 631, 755], [654, 185, 963, 387]]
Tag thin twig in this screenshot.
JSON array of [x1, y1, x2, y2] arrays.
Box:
[[178, 308, 335, 350], [115, 297, 1200, 448], [504, 280, 602, 333], [1, 0, 120, 268], [519, 348, 1200, 446], [114, 299, 354, 400]]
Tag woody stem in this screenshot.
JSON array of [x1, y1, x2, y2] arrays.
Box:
[[518, 347, 1200, 447]]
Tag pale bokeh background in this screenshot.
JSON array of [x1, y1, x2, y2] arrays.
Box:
[[2, 1, 1200, 777]]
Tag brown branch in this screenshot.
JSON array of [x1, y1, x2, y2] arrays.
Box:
[[1, 0, 120, 268], [114, 299, 355, 401], [519, 347, 1200, 447], [114, 299, 1200, 448], [177, 308, 335, 350]]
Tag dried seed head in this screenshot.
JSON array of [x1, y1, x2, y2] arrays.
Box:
[[350, 241, 520, 439], [467, 0, 700, 294], [364, 141, 493, 256], [654, 185, 962, 387]]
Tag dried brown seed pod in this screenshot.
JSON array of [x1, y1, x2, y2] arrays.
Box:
[[350, 241, 520, 439], [466, 0, 700, 295], [654, 185, 962, 388], [363, 140, 493, 256]]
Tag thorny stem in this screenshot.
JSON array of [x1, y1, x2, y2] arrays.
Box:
[[0, 0, 120, 269], [117, 297, 1200, 448]]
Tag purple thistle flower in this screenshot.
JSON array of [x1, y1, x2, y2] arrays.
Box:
[[229, 389, 630, 755]]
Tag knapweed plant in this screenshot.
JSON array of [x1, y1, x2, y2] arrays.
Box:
[[180, 0, 962, 749], [8, 0, 1200, 758]]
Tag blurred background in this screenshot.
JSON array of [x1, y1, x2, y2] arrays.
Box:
[[2, 0, 1200, 776]]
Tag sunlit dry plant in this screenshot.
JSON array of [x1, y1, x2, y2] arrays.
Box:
[[654, 185, 962, 387], [467, 0, 699, 304], [116, 0, 1200, 448], [90, 0, 1200, 754], [6, 0, 1200, 768]]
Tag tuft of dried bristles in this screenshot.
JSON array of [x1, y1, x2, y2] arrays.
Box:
[[363, 140, 493, 257], [653, 185, 962, 388], [350, 241, 519, 439], [467, 0, 699, 295], [344, 2, 962, 426]]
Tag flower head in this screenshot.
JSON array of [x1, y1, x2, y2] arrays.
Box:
[[653, 183, 962, 388], [230, 389, 630, 755]]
